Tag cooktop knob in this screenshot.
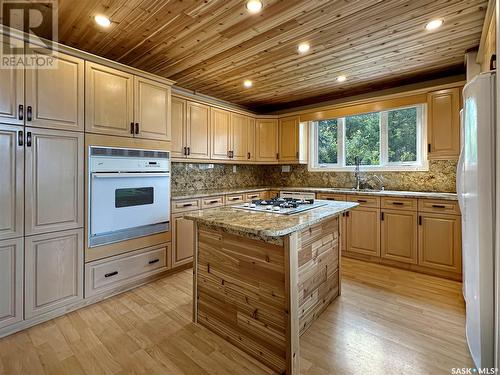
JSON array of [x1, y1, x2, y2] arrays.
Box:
[[266, 206, 272, 210], [273, 206, 281, 211], [244, 203, 249, 207], [250, 204, 256, 208]]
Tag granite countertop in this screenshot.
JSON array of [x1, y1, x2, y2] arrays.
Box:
[[172, 186, 457, 201], [183, 201, 358, 239]]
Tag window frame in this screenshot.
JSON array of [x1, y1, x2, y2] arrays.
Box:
[[309, 103, 428, 172]]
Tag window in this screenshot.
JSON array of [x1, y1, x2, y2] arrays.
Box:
[[310, 104, 427, 171]]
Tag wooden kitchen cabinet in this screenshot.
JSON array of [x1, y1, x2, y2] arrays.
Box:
[[25, 228, 83, 319], [171, 212, 195, 267], [26, 49, 85, 131], [231, 113, 249, 161], [381, 209, 417, 264], [171, 96, 187, 158], [418, 212, 461, 273], [427, 88, 461, 159], [247, 117, 256, 161], [133, 76, 171, 141], [211, 107, 231, 160], [0, 125, 24, 241], [25, 128, 84, 236], [278, 116, 307, 163], [346, 207, 381, 257], [186, 101, 211, 159], [255, 119, 279, 162], [85, 62, 134, 137], [0, 40, 24, 126], [0, 238, 23, 329]]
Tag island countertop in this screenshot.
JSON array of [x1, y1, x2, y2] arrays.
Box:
[[183, 200, 358, 239]]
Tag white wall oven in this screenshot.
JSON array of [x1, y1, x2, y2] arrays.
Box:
[[88, 147, 170, 247]]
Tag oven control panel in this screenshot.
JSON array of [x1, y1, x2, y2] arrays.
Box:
[[89, 146, 170, 173]]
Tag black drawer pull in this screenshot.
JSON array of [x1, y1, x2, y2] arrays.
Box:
[[135, 123, 139, 134], [247, 152, 251, 159], [187, 147, 190, 156], [18, 105, 23, 120], [229, 197, 240, 201], [419, 216, 422, 225], [26, 131, 32, 147], [392, 202, 404, 205], [326, 198, 336, 201], [432, 204, 446, 209], [209, 200, 219, 204], [182, 203, 193, 207], [130, 122, 135, 134], [26, 106, 32, 121], [105, 271, 118, 278], [148, 259, 160, 265], [357, 199, 367, 203], [381, 212, 385, 221]]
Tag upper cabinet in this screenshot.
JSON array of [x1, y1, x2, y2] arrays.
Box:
[[256, 119, 279, 162], [427, 88, 460, 160], [210, 109, 254, 161], [86, 62, 172, 141], [133, 76, 171, 141], [231, 113, 252, 161], [278, 116, 307, 163], [0, 40, 24, 126], [85, 62, 134, 137], [26, 49, 85, 131], [171, 96, 187, 158], [186, 101, 211, 159], [211, 108, 232, 160], [247, 118, 256, 161]]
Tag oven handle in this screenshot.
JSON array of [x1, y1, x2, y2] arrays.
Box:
[[92, 172, 170, 178]]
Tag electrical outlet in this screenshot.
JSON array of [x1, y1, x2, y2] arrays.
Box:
[[233, 165, 237, 173], [282, 165, 291, 173]]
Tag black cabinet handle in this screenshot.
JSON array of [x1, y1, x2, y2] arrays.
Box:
[[357, 199, 367, 203], [296, 151, 299, 159], [105, 271, 118, 278], [276, 153, 279, 160], [381, 212, 385, 221], [432, 204, 446, 209], [208, 200, 219, 204], [227, 150, 231, 158], [229, 197, 239, 201], [18, 105, 23, 120], [26, 106, 32, 121], [135, 123, 139, 134], [392, 202, 404, 206], [428, 144, 431, 152], [148, 259, 160, 265], [187, 147, 190, 156], [182, 203, 193, 207], [346, 211, 350, 217], [326, 198, 336, 201], [247, 152, 251, 159], [418, 216, 422, 225], [130, 122, 135, 134], [183, 146, 187, 156], [26, 132, 32, 147], [18, 130, 23, 146]]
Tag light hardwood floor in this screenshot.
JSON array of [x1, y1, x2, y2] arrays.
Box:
[[0, 258, 472, 375]]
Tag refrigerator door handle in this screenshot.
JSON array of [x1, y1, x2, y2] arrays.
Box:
[[456, 146, 465, 213]]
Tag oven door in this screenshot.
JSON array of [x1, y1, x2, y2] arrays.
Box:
[[89, 172, 170, 247]]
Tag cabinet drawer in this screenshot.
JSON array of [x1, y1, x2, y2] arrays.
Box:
[[317, 193, 347, 201], [347, 195, 380, 208], [225, 194, 244, 205], [201, 196, 224, 209], [381, 197, 417, 211], [245, 191, 265, 201], [418, 199, 460, 215], [85, 243, 169, 297], [172, 198, 201, 213]]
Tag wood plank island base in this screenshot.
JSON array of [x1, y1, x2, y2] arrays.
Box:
[[184, 201, 358, 374]]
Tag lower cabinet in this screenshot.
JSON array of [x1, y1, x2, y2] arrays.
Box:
[[0, 238, 23, 329], [418, 213, 461, 273], [346, 207, 381, 257], [24, 228, 83, 319], [381, 209, 417, 264], [171, 212, 195, 267]]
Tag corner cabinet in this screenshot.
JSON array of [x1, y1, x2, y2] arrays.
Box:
[[255, 118, 279, 162], [427, 88, 461, 159]]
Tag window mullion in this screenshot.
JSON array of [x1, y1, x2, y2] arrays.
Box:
[[380, 111, 388, 166], [338, 117, 345, 167]]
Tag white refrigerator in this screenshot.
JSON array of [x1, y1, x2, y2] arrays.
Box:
[[458, 71, 496, 369]]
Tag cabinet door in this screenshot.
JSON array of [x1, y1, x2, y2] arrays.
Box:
[[186, 101, 210, 159], [427, 88, 460, 159], [171, 96, 187, 158], [25, 229, 83, 319], [247, 117, 256, 161], [255, 119, 278, 162], [25, 50, 84, 131], [25, 128, 84, 236], [85, 62, 134, 137], [0, 125, 24, 241], [0, 238, 23, 329], [211, 108, 231, 160], [0, 40, 24, 125], [418, 213, 461, 273], [231, 113, 248, 161], [134, 76, 171, 141], [346, 207, 380, 257], [279, 116, 299, 161], [381, 209, 417, 264], [171, 212, 195, 267]]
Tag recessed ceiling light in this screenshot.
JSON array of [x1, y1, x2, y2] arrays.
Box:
[[95, 15, 111, 27], [243, 79, 253, 88], [425, 19, 443, 31], [297, 42, 310, 54], [246, 0, 263, 13], [337, 75, 347, 82]]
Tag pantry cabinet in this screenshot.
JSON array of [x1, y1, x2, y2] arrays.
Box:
[[255, 119, 279, 162], [26, 49, 85, 131], [25, 229, 83, 319], [0, 125, 24, 241], [0, 238, 23, 329], [24, 128, 84, 236], [381, 209, 418, 264], [85, 62, 134, 137], [171, 212, 195, 267], [427, 88, 461, 159], [0, 40, 24, 126]]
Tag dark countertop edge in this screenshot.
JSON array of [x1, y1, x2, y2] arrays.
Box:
[[172, 186, 458, 201]]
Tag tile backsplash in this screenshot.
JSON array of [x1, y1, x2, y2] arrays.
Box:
[[172, 160, 457, 193]]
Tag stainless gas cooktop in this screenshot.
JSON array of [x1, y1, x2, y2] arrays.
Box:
[[232, 198, 327, 215]]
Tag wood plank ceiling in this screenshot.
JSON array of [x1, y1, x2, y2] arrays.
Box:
[[15, 0, 490, 111]]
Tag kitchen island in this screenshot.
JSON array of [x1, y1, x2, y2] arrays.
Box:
[[184, 200, 358, 374]]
